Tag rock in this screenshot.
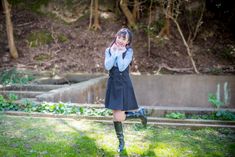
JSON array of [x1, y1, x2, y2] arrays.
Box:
[[100, 12, 116, 21], [2, 53, 11, 63]]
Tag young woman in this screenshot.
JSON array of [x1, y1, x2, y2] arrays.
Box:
[[104, 28, 147, 152]]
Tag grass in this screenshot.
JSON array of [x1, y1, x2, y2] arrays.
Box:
[[0, 114, 235, 157]]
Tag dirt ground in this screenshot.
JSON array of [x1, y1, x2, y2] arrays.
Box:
[[0, 7, 234, 75]]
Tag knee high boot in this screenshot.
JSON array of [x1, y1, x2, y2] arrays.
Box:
[[113, 121, 125, 152], [125, 107, 147, 127]]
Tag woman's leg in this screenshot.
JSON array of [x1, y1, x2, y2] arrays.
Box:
[[112, 110, 125, 152], [113, 110, 126, 122], [125, 107, 147, 127]]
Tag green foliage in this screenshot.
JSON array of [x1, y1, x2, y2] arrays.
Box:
[[27, 31, 53, 48], [9, 0, 50, 12], [0, 94, 19, 111], [21, 99, 37, 112], [140, 19, 165, 36], [31, 102, 113, 116], [187, 111, 235, 121], [206, 93, 235, 120], [8, 93, 18, 101], [0, 68, 35, 85], [221, 44, 235, 61], [65, 0, 74, 8], [164, 111, 235, 121], [188, 114, 212, 120], [37, 103, 112, 116], [149, 20, 165, 35], [0, 96, 112, 116], [208, 67, 223, 74], [77, 107, 113, 116], [1, 93, 234, 121], [165, 112, 186, 119], [208, 93, 224, 108], [215, 110, 235, 121], [50, 102, 67, 114], [34, 103, 50, 112]]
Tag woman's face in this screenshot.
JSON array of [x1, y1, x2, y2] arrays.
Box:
[[115, 34, 129, 47]]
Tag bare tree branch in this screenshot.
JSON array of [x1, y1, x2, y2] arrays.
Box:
[[169, 14, 199, 73], [189, 2, 205, 47], [163, 0, 200, 74]]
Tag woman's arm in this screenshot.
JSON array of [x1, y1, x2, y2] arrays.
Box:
[[104, 48, 116, 70], [116, 48, 133, 72]]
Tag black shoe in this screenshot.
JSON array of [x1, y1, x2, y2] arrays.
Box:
[[125, 107, 147, 127], [113, 121, 125, 152]]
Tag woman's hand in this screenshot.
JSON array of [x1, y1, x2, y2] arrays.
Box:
[[111, 49, 118, 57], [110, 44, 126, 57], [110, 45, 118, 57]]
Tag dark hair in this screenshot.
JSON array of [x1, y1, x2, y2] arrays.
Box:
[[109, 28, 133, 48]]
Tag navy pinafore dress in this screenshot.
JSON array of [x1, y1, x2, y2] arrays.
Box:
[[104, 50, 139, 111]]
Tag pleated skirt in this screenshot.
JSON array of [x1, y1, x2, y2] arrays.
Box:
[[104, 66, 139, 111]]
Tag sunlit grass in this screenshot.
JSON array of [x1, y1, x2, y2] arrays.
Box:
[[0, 114, 234, 157]]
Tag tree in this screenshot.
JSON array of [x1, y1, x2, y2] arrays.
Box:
[[158, 0, 172, 38], [89, 0, 101, 30], [120, 0, 137, 28], [2, 0, 18, 59], [132, 0, 140, 21], [147, 0, 153, 57], [165, 0, 205, 74]]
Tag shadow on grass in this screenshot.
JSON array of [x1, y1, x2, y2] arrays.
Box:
[[0, 115, 116, 157], [58, 118, 116, 156], [137, 124, 235, 157], [2, 115, 234, 157], [94, 122, 235, 157]]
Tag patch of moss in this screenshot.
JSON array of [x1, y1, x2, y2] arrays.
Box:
[[33, 53, 51, 61], [27, 31, 53, 48], [58, 34, 69, 43]]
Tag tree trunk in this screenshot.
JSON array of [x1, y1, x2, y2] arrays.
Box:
[[132, 0, 140, 20], [115, 0, 121, 16], [93, 0, 101, 30], [120, 0, 136, 28], [159, 0, 172, 37], [147, 0, 153, 57], [2, 0, 18, 59], [88, 0, 94, 29]]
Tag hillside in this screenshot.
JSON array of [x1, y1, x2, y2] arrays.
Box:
[[0, 0, 234, 75]]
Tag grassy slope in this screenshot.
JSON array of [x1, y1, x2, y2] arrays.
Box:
[[0, 114, 235, 157]]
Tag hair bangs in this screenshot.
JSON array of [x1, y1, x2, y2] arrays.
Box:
[[117, 31, 128, 39]]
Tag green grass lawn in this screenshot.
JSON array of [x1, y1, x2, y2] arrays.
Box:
[[0, 114, 234, 157]]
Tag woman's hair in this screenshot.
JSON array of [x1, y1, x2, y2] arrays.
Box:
[[109, 28, 133, 48]]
